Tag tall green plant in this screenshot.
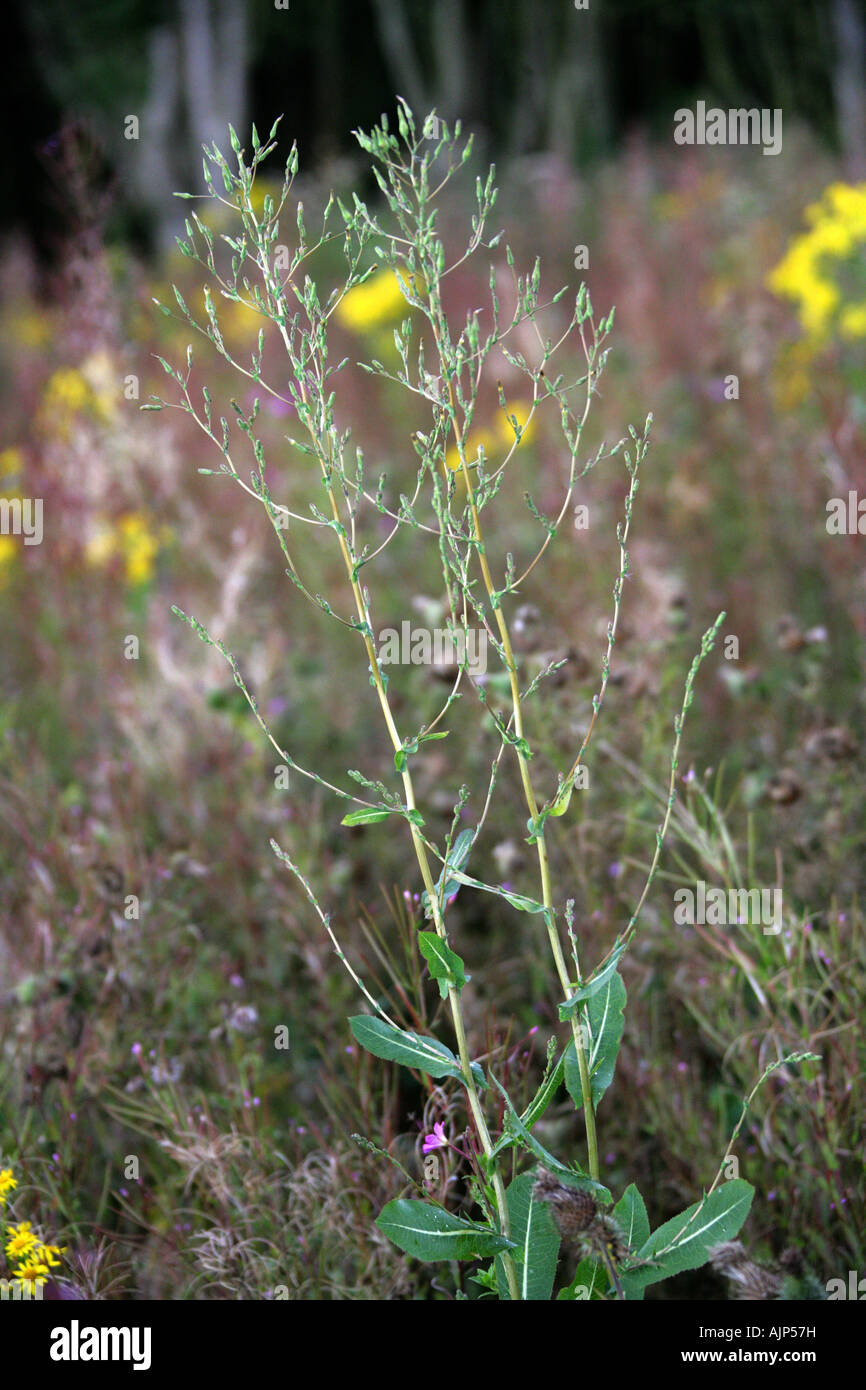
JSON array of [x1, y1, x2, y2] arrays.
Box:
[[147, 101, 814, 1299]]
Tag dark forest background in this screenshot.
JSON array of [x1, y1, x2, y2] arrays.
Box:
[[4, 0, 866, 256]]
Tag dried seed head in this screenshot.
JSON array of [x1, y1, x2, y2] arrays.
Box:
[[532, 1169, 631, 1266], [709, 1240, 783, 1300], [533, 1169, 598, 1238]]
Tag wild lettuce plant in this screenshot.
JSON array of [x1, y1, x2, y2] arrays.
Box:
[[147, 101, 816, 1300]]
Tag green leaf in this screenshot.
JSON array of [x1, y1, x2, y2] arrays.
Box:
[[613, 1183, 650, 1252], [558, 1258, 605, 1300], [549, 775, 574, 817], [559, 943, 627, 1019], [420, 827, 474, 913], [447, 868, 547, 913], [341, 807, 392, 826], [376, 1199, 515, 1262], [489, 1076, 611, 1203], [564, 972, 626, 1111], [494, 1173, 561, 1300], [622, 1180, 754, 1294], [519, 1048, 566, 1130], [417, 932, 468, 999], [348, 1016, 486, 1091]]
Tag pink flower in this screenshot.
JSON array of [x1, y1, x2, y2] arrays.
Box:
[[422, 1122, 448, 1154]]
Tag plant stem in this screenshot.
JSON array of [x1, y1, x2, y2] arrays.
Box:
[[427, 303, 600, 1179], [291, 357, 520, 1299]]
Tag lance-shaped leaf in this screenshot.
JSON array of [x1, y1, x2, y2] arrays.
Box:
[[559, 943, 627, 1019], [564, 971, 626, 1111], [376, 1199, 515, 1261], [341, 807, 392, 826], [519, 1047, 566, 1131], [611, 1183, 650, 1300], [613, 1183, 650, 1251], [494, 1173, 561, 1300], [420, 827, 474, 913], [417, 932, 469, 999], [621, 1180, 754, 1294], [447, 869, 547, 913], [489, 1075, 611, 1204], [349, 1016, 486, 1090], [549, 773, 575, 817]]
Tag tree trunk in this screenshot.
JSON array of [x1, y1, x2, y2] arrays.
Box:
[[832, 0, 866, 179]]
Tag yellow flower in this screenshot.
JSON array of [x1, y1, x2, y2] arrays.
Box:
[[35, 1242, 65, 1269], [494, 399, 537, 448], [444, 401, 537, 472], [0, 535, 17, 586], [12, 1257, 49, 1294], [5, 1221, 38, 1261], [838, 302, 866, 339], [445, 425, 497, 473], [117, 512, 161, 586], [42, 367, 93, 415], [0, 447, 23, 478], [243, 176, 283, 221], [0, 1168, 17, 1205], [335, 267, 424, 334], [85, 513, 168, 586], [768, 181, 866, 343], [223, 297, 264, 344]]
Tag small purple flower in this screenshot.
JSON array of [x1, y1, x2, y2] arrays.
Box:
[[608, 861, 622, 880], [422, 1121, 448, 1154], [131, 1042, 142, 1057]]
